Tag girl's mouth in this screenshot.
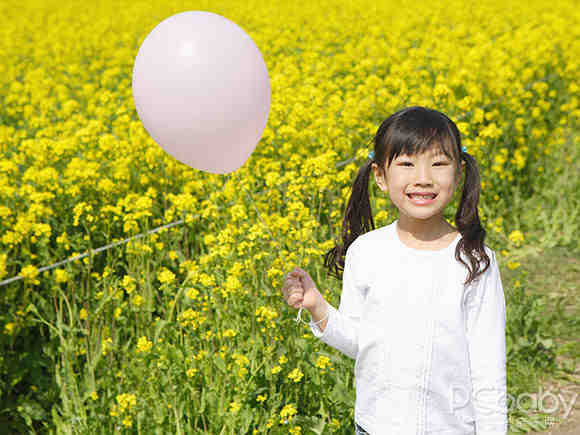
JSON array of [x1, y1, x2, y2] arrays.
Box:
[[407, 193, 437, 204]]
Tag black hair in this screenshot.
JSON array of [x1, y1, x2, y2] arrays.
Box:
[[323, 106, 491, 287]]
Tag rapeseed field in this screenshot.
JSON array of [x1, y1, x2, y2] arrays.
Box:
[[0, 0, 578, 433]]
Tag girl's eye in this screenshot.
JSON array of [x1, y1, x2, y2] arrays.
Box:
[[399, 161, 447, 166]]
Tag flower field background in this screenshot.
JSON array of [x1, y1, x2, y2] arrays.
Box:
[[0, 0, 578, 433]]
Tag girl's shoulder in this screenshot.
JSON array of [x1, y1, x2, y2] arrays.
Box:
[[349, 225, 397, 268], [351, 225, 391, 250]]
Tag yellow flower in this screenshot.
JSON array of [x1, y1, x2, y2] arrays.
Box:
[[121, 275, 136, 294], [193, 349, 208, 361], [289, 426, 302, 435], [186, 368, 198, 378], [255, 306, 278, 328], [329, 418, 341, 430], [79, 308, 87, 320], [433, 83, 451, 99], [21, 265, 40, 285], [4, 322, 16, 335], [186, 287, 199, 300], [279, 355, 288, 365], [257, 394, 267, 403], [122, 416, 132, 428], [513, 149, 526, 170], [102, 337, 113, 356], [116, 393, 137, 413], [375, 210, 389, 224], [222, 328, 237, 338], [507, 261, 521, 270], [315, 355, 332, 370], [280, 403, 297, 424], [157, 267, 176, 284], [131, 294, 144, 307], [480, 122, 502, 139], [287, 368, 303, 383], [178, 308, 206, 329], [136, 336, 153, 354], [271, 365, 282, 375], [91, 391, 98, 401], [508, 230, 525, 247], [54, 269, 69, 283], [229, 401, 241, 413], [494, 154, 506, 166], [234, 363, 247, 378], [232, 353, 250, 367]]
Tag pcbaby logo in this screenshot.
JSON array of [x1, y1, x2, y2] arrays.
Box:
[[506, 386, 577, 418], [449, 384, 577, 419]]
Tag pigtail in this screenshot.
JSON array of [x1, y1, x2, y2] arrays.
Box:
[[323, 151, 376, 281], [454, 152, 491, 286]]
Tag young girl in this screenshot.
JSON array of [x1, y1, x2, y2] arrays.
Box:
[[282, 106, 508, 434]]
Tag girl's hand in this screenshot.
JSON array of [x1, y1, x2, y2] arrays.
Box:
[[281, 267, 324, 312]]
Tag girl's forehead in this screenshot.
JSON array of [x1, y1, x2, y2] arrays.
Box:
[[397, 147, 447, 157]]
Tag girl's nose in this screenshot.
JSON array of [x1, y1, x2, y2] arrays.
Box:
[[415, 164, 433, 184]]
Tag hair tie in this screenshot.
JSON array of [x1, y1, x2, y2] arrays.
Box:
[[461, 145, 467, 153]]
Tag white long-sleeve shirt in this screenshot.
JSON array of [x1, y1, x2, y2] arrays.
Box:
[[310, 220, 508, 435]]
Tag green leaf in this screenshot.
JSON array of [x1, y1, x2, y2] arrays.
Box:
[[214, 356, 226, 373], [154, 319, 169, 342]]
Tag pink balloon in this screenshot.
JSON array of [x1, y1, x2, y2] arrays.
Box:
[[132, 11, 270, 174]]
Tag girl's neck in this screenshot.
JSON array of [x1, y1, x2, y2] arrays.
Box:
[[395, 217, 457, 245]]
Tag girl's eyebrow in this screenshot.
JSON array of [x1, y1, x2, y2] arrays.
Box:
[[398, 151, 449, 158]]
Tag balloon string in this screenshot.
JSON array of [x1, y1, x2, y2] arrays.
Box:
[[295, 306, 303, 323]]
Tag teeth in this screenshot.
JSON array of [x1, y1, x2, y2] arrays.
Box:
[[410, 194, 435, 199]]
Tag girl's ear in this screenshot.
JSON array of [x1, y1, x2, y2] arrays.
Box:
[[372, 164, 388, 192]]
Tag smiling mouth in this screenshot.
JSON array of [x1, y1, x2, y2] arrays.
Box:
[[407, 193, 437, 199]]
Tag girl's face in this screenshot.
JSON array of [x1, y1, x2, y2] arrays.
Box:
[[372, 144, 465, 225]]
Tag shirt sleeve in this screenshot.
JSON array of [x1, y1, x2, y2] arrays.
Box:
[[308, 239, 364, 360], [465, 249, 508, 435]]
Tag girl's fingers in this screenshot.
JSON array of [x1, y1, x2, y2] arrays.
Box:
[[282, 268, 310, 309], [287, 288, 304, 305], [283, 283, 302, 300], [288, 293, 304, 307], [282, 271, 307, 306], [289, 288, 303, 297], [283, 277, 300, 292]]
